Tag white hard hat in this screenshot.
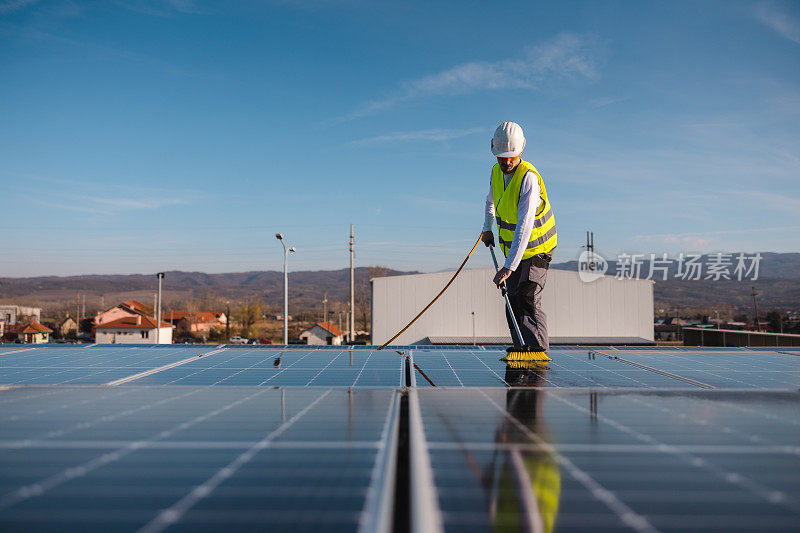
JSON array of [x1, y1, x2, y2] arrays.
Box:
[[491, 122, 525, 157]]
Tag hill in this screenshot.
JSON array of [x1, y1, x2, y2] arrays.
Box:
[[0, 267, 416, 319], [550, 252, 800, 310], [1, 252, 798, 319]]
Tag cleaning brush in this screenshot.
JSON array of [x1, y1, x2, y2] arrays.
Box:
[[503, 346, 551, 363], [503, 359, 550, 370], [489, 246, 551, 363]]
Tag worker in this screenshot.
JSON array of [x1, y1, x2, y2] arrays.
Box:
[[482, 122, 557, 355]]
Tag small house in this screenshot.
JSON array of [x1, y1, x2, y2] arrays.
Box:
[[58, 315, 78, 337], [19, 322, 52, 344], [299, 322, 346, 345]]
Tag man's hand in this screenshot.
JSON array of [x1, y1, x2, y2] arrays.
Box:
[[481, 231, 495, 248], [493, 267, 511, 288]]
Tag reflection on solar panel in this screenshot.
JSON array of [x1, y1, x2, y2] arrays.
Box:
[[0, 344, 798, 531], [0, 387, 396, 531], [418, 388, 800, 532]]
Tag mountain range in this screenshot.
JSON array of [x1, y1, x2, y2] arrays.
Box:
[[1, 252, 798, 317]]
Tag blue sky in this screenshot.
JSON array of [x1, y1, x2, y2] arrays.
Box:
[[1, 0, 799, 276]]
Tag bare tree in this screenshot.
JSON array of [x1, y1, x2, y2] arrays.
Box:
[[235, 301, 261, 338]]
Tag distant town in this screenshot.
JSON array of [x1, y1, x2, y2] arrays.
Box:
[[0, 300, 366, 346], [1, 254, 798, 346]]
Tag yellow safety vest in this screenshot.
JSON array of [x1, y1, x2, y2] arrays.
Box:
[[492, 160, 557, 259]]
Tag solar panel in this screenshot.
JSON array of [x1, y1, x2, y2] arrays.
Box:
[[129, 349, 405, 387], [417, 388, 800, 532], [0, 346, 213, 385], [410, 349, 717, 389], [591, 350, 800, 389], [0, 386, 398, 532], [1, 344, 798, 531]]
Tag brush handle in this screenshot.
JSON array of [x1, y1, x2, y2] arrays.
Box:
[[489, 247, 525, 348]]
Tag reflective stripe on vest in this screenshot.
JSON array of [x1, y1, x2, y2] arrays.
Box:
[[496, 208, 554, 232], [491, 160, 557, 259]]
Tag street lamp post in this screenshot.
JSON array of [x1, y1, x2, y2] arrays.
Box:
[[275, 234, 296, 345], [156, 272, 165, 344]]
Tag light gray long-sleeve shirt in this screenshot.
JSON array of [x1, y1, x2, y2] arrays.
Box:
[[483, 170, 542, 271]]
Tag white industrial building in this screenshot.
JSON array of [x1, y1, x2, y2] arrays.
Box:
[[372, 268, 654, 345], [299, 322, 346, 345]]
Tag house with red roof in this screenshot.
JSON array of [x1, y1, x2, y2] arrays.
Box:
[[94, 300, 154, 329], [18, 322, 53, 344], [95, 315, 174, 345], [166, 310, 227, 335], [299, 322, 346, 345]]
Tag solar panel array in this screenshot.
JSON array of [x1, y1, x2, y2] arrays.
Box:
[[419, 388, 800, 532], [0, 344, 798, 531]]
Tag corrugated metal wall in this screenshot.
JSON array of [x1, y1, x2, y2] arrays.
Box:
[[371, 268, 654, 345]]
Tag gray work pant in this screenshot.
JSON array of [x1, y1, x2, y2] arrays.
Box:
[[505, 255, 549, 352]]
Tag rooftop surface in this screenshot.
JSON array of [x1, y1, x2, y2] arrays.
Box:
[[0, 344, 797, 532]]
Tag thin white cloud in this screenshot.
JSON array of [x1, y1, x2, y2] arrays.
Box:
[[635, 226, 800, 241], [87, 196, 188, 210], [348, 127, 484, 145], [589, 96, 628, 108], [401, 194, 476, 215], [0, 0, 41, 14], [267, 0, 364, 9], [344, 32, 602, 120], [755, 1, 800, 44], [32, 200, 108, 215], [662, 235, 714, 249], [18, 175, 195, 216], [633, 225, 800, 253], [729, 190, 800, 213], [112, 0, 205, 16], [33, 195, 187, 216], [25, 174, 204, 198]]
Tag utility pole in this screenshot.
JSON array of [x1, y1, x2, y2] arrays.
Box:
[[752, 286, 761, 332], [156, 273, 165, 343], [472, 311, 476, 346], [586, 231, 595, 271], [349, 225, 355, 343], [323, 291, 328, 325], [225, 301, 231, 340]]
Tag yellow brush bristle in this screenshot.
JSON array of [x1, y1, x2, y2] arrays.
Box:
[[502, 350, 551, 362], [504, 360, 549, 370]]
